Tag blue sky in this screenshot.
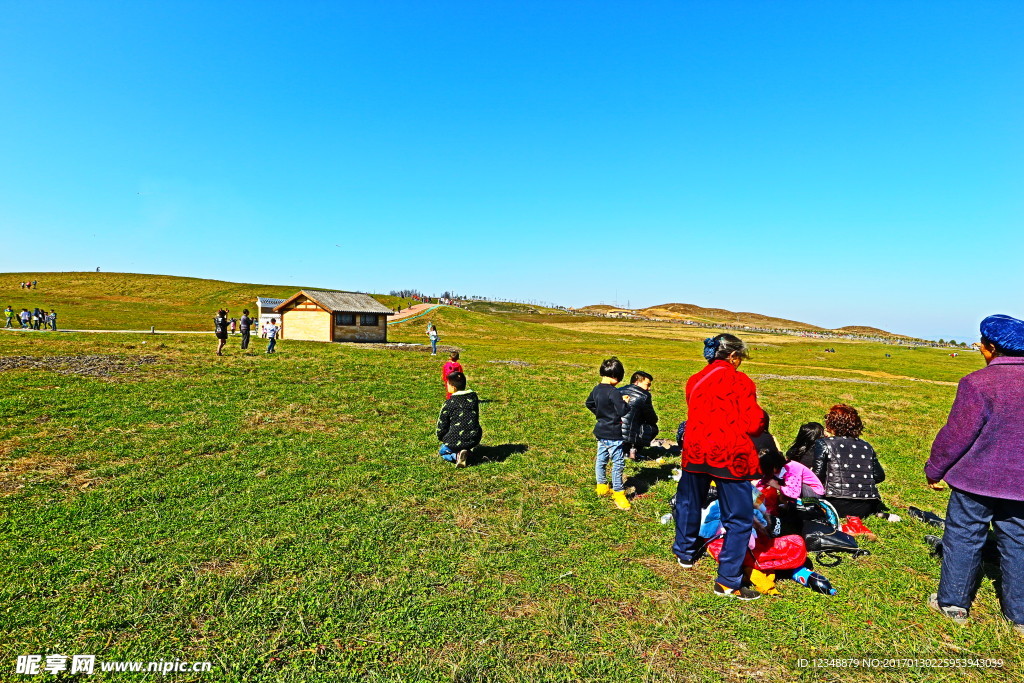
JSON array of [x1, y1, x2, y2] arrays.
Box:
[[1, 1, 1021, 341]]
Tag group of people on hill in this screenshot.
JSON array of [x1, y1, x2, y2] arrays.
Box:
[[213, 309, 277, 355], [432, 312, 1024, 632], [4, 305, 57, 331], [18, 280, 38, 289]]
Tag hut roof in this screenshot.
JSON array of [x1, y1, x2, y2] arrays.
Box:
[[274, 290, 393, 315], [256, 297, 285, 309]]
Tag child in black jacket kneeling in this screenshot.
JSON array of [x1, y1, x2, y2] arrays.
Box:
[[436, 371, 482, 468]]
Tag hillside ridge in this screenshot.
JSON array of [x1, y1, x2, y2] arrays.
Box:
[[579, 301, 910, 338]]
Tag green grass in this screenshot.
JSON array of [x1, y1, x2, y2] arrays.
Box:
[[0, 295, 1019, 682], [0, 272, 406, 331]]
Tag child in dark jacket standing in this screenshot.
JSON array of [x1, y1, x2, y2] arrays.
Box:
[[436, 372, 482, 468], [585, 357, 633, 510]]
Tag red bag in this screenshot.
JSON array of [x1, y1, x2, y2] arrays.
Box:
[[707, 533, 808, 572], [840, 516, 877, 540]]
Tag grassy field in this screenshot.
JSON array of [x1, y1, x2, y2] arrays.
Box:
[[0, 278, 1018, 682], [0, 272, 418, 331]]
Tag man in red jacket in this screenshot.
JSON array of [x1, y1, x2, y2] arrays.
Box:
[[672, 334, 767, 600]]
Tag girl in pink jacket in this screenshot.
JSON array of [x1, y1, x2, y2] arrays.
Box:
[[760, 450, 824, 501]]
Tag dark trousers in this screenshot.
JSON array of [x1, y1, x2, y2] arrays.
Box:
[[267, 337, 276, 353], [937, 488, 1024, 624], [672, 471, 754, 589], [828, 497, 883, 519], [241, 331, 250, 349]]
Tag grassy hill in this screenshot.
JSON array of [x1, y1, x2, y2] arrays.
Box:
[[581, 301, 911, 339], [0, 275, 1011, 681], [0, 272, 409, 331]]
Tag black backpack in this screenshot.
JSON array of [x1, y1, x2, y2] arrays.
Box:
[[800, 499, 870, 566]]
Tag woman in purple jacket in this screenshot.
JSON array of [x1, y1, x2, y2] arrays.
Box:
[[925, 314, 1024, 631]]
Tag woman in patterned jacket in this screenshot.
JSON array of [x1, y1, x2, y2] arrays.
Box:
[[811, 404, 897, 521], [672, 333, 768, 600]]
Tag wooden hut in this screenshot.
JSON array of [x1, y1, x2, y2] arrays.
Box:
[[274, 290, 394, 343]]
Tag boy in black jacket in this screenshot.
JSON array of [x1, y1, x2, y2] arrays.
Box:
[[436, 372, 482, 468], [585, 357, 632, 510], [619, 370, 659, 460]]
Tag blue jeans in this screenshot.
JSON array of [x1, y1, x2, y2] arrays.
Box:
[[937, 488, 1024, 624], [439, 444, 457, 463], [672, 472, 754, 590], [267, 337, 277, 353], [430, 338, 438, 354], [595, 439, 626, 491]]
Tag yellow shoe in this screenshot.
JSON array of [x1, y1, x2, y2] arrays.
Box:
[[595, 483, 611, 496], [612, 490, 631, 510]]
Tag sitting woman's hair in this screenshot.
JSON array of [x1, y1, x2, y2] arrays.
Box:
[[447, 371, 467, 391], [599, 357, 625, 381], [825, 404, 863, 438], [759, 449, 787, 480], [703, 334, 749, 363], [450, 351, 460, 361], [786, 422, 825, 462]]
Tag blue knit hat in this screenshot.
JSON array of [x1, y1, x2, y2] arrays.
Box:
[[980, 314, 1024, 352]]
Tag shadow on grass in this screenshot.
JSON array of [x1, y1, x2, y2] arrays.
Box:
[[624, 463, 677, 497], [473, 443, 528, 465]]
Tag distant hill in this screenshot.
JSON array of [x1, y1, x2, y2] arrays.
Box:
[[834, 325, 912, 339], [640, 303, 823, 331], [581, 302, 908, 338]]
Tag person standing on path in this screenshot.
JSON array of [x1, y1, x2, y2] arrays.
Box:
[[427, 322, 439, 356], [925, 314, 1024, 633], [266, 318, 279, 354], [214, 309, 229, 356], [19, 309, 30, 328], [672, 333, 767, 600], [3, 306, 12, 328], [239, 309, 253, 350]]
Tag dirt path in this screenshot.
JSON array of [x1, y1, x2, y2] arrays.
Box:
[[387, 303, 441, 324]]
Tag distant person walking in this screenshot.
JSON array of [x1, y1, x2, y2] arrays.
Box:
[[4, 306, 12, 328], [19, 309, 30, 329], [266, 318, 279, 354], [239, 309, 253, 350], [214, 309, 229, 356], [48, 310, 57, 331], [230, 318, 237, 335], [427, 322, 439, 355], [925, 314, 1024, 633]]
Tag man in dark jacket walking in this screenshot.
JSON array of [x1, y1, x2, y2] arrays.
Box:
[[619, 371, 659, 459], [239, 309, 253, 350]]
